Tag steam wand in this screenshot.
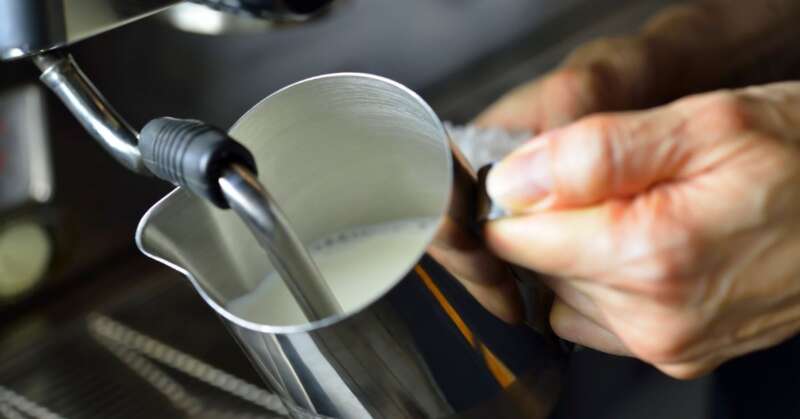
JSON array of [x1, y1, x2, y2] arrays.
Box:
[[32, 51, 341, 321]]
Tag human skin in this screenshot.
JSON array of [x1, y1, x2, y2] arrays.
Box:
[[476, 0, 800, 133], [474, 1, 800, 379]]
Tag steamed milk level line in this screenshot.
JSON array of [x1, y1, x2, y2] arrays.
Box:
[[229, 218, 438, 326]]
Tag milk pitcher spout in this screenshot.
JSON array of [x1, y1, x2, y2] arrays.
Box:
[[137, 73, 568, 419]]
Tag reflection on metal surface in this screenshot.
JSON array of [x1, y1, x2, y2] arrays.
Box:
[[164, 3, 275, 34], [413, 264, 515, 388], [0, 0, 178, 61], [0, 220, 53, 300], [0, 385, 65, 419], [0, 312, 291, 419], [137, 73, 567, 418], [0, 278, 289, 418], [87, 313, 288, 418], [191, 0, 334, 23], [0, 84, 53, 212], [0, 0, 336, 59]]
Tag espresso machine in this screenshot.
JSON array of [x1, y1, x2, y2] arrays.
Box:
[[0, 0, 336, 302], [0, 1, 566, 418], [0, 1, 704, 418]]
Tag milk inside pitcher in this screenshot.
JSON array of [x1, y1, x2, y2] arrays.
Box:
[[137, 73, 568, 419]]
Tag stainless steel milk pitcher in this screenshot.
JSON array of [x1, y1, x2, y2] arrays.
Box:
[[136, 73, 569, 419]]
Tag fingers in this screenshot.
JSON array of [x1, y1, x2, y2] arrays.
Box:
[[427, 220, 525, 324], [654, 360, 720, 380], [457, 272, 524, 324], [550, 298, 631, 356], [653, 315, 800, 379], [539, 275, 610, 328], [486, 107, 692, 213], [474, 80, 545, 132], [480, 83, 800, 380], [727, 82, 800, 142], [485, 206, 615, 279], [549, 288, 718, 379]]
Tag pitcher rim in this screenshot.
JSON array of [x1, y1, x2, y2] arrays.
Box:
[[136, 72, 455, 334]]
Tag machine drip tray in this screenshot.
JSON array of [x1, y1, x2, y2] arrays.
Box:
[[0, 274, 288, 419]]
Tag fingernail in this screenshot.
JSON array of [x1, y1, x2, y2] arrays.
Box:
[[486, 140, 552, 210]]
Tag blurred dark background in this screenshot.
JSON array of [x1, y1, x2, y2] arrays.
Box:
[[0, 1, 727, 418]]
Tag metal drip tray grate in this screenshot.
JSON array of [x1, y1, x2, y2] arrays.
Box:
[[0, 278, 288, 419]]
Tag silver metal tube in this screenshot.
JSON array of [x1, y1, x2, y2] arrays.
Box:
[[33, 52, 147, 174], [219, 163, 342, 321]]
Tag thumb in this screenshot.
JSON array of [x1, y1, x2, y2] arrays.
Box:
[[486, 109, 690, 212]]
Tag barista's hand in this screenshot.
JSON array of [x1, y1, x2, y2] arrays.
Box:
[[484, 82, 800, 378], [476, 0, 800, 134]]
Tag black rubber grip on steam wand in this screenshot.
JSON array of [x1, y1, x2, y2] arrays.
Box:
[[139, 117, 257, 208]]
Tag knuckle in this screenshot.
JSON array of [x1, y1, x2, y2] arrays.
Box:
[[647, 251, 688, 283], [544, 70, 593, 105], [693, 92, 754, 134], [645, 250, 699, 303], [546, 67, 583, 88], [577, 114, 620, 143], [629, 319, 697, 364], [659, 363, 709, 380], [551, 114, 622, 201], [549, 311, 575, 341], [570, 36, 641, 66], [544, 67, 608, 114], [578, 36, 622, 51], [615, 211, 701, 297], [640, 258, 696, 306]]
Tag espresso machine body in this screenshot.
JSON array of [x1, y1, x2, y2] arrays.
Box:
[[0, 0, 334, 302], [1, 3, 570, 418]]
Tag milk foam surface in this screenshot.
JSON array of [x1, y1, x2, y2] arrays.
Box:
[[228, 218, 438, 326]]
